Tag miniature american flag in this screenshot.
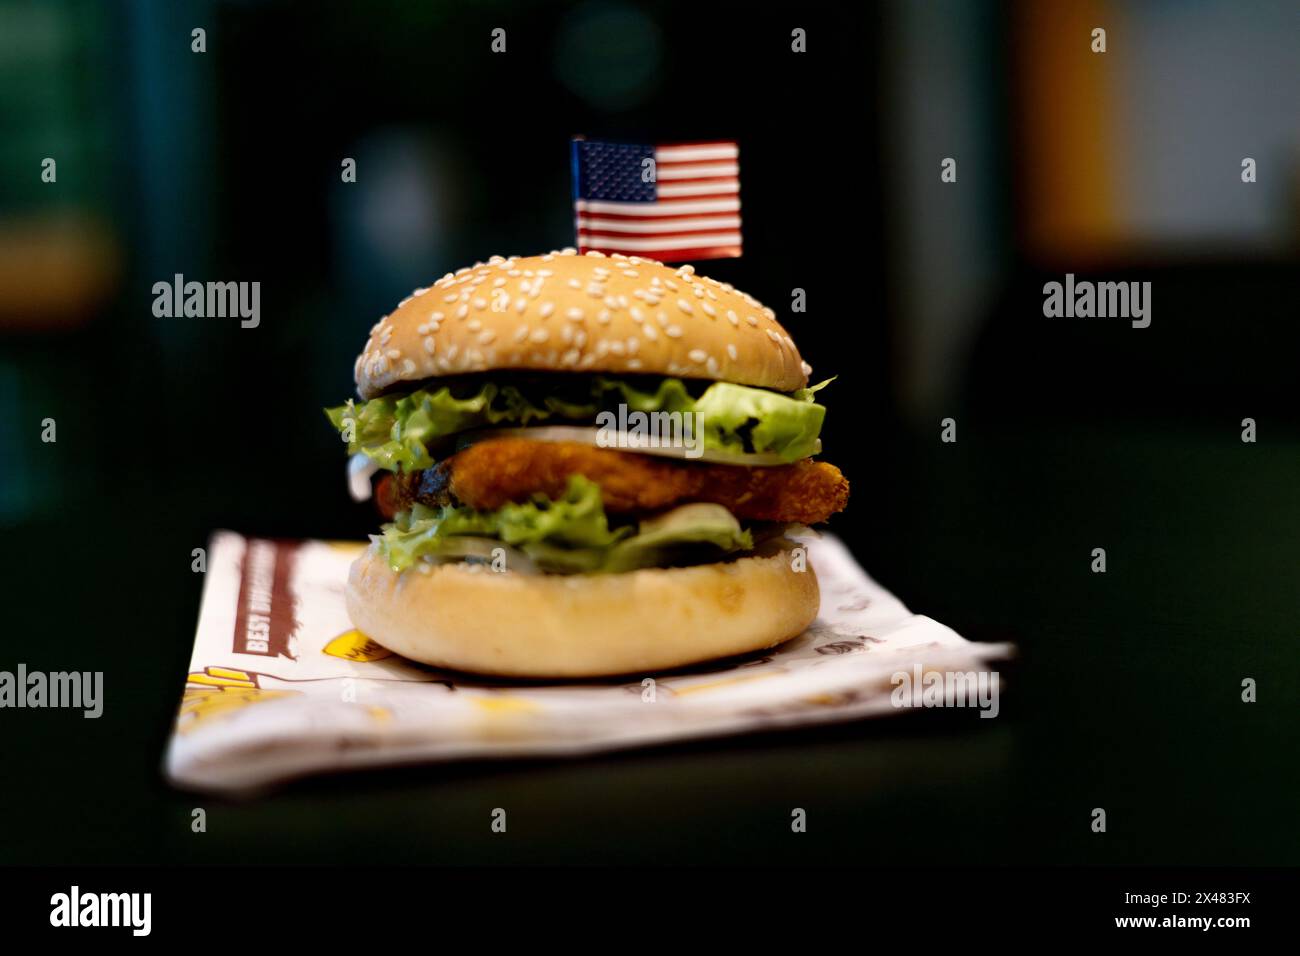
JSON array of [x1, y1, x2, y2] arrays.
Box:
[[570, 137, 742, 262]]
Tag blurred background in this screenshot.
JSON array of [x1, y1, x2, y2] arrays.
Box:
[[1, 0, 1297, 864], [1, 0, 1296, 529]]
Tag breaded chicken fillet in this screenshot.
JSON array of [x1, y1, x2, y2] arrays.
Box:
[[384, 438, 849, 525]]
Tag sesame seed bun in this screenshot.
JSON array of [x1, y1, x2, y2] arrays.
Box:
[[353, 250, 811, 399], [345, 540, 820, 678]]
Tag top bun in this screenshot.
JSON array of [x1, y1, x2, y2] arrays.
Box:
[[353, 250, 811, 399]]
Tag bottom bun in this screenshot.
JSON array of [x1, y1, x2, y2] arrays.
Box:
[[345, 541, 820, 678]]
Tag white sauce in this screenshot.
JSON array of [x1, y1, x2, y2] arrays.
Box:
[[347, 453, 380, 502]]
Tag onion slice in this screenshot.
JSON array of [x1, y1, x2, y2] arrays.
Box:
[[454, 426, 818, 466], [415, 537, 541, 575]]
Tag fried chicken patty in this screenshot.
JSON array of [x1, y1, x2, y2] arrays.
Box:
[[383, 438, 849, 525]]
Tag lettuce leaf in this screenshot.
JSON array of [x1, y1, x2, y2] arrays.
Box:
[[694, 381, 827, 462], [327, 376, 830, 472], [325, 382, 594, 473], [376, 476, 753, 574]]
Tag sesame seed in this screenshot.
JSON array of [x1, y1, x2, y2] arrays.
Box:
[[473, 298, 487, 310], [688, 348, 707, 363], [726, 310, 739, 326], [626, 358, 643, 370], [701, 302, 716, 317], [746, 315, 759, 326], [424, 337, 436, 354], [727, 343, 738, 360], [402, 359, 416, 375], [666, 325, 683, 338], [515, 297, 527, 313], [443, 293, 458, 303], [677, 299, 693, 315], [539, 302, 555, 319], [529, 328, 549, 343], [568, 278, 582, 289], [766, 329, 780, 343], [643, 323, 658, 340], [467, 318, 482, 331], [566, 307, 584, 321], [597, 310, 611, 324], [513, 326, 529, 342], [478, 330, 496, 345]]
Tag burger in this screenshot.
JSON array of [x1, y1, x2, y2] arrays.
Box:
[[326, 250, 849, 677]]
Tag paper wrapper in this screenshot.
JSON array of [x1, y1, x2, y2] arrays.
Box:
[[165, 531, 1013, 793]]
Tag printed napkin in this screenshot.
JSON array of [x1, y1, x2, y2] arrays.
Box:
[[165, 531, 1012, 793]]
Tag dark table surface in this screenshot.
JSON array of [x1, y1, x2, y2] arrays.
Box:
[[4, 421, 1296, 866]]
